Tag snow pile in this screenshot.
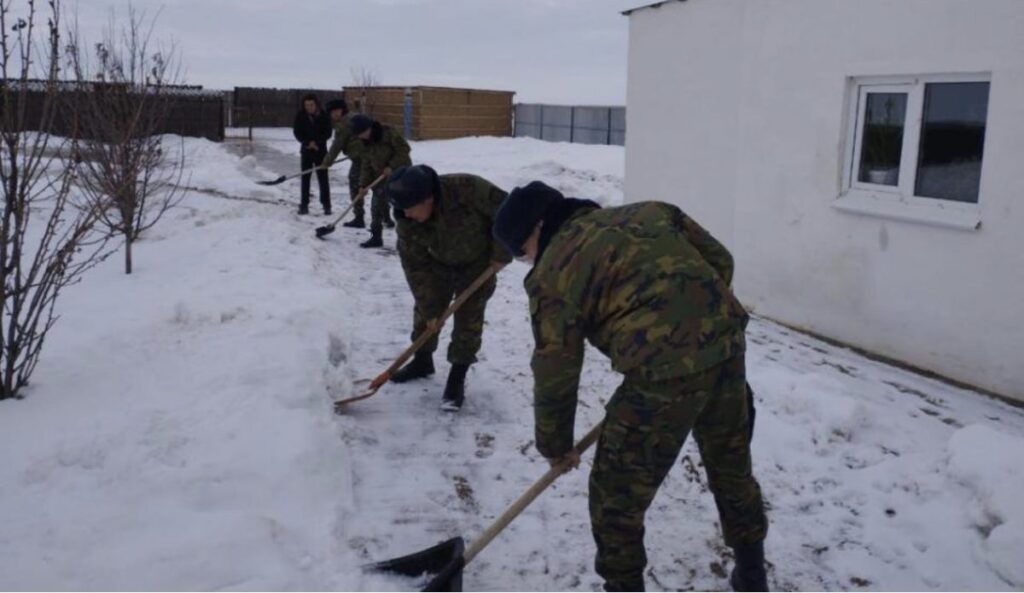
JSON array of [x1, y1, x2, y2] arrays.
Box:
[[948, 424, 1024, 587], [0, 135, 363, 589]]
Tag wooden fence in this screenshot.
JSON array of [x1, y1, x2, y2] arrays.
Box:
[[231, 87, 343, 128], [1, 80, 225, 141], [344, 86, 514, 140]]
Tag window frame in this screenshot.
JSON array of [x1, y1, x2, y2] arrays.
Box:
[[836, 72, 991, 230]]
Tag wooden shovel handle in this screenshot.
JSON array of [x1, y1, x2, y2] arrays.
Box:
[[463, 422, 603, 564], [333, 263, 502, 411], [324, 172, 388, 229], [383, 263, 502, 378]]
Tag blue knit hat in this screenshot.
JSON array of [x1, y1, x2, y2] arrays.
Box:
[[349, 114, 373, 135], [325, 98, 347, 114], [493, 181, 564, 257], [388, 165, 438, 209]]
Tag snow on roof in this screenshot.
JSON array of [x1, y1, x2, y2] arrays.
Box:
[[621, 0, 688, 16]]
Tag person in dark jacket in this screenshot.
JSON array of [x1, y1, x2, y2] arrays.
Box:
[[292, 93, 332, 215]]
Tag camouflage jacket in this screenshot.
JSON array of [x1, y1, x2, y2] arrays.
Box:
[[358, 125, 412, 187], [397, 174, 513, 269], [527, 201, 748, 457], [324, 113, 363, 167]]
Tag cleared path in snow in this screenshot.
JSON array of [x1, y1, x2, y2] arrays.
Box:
[[246, 132, 1024, 591]]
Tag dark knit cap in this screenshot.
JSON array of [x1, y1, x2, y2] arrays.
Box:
[[349, 114, 373, 135], [388, 165, 438, 209], [493, 181, 564, 257], [324, 98, 347, 113]]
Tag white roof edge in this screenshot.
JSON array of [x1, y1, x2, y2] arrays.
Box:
[[621, 0, 688, 16]]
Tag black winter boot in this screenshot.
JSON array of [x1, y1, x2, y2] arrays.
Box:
[[359, 230, 383, 248], [603, 578, 645, 592], [342, 216, 365, 228], [390, 351, 434, 383], [730, 542, 768, 592], [440, 364, 469, 411]]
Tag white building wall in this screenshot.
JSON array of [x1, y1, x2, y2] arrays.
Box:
[[625, 0, 1024, 400]]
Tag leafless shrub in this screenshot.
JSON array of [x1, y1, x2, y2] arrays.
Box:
[[64, 5, 186, 274], [0, 0, 111, 400], [349, 65, 379, 116]]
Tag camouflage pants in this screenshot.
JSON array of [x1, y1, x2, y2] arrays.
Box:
[[348, 159, 363, 219], [590, 354, 767, 591], [401, 258, 497, 365], [368, 186, 395, 234]]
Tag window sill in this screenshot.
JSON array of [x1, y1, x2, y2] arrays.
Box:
[[833, 190, 981, 231]]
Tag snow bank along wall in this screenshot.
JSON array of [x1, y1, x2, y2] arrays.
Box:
[[624, 0, 1024, 401]]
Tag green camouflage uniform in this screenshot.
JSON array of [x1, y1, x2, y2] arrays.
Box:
[[396, 174, 512, 365], [359, 125, 412, 233], [324, 113, 365, 219], [526, 201, 767, 590]]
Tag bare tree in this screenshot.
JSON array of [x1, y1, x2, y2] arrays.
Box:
[[0, 0, 111, 400], [64, 5, 186, 274], [349, 65, 379, 116]]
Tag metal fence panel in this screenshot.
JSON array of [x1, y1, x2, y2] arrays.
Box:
[[540, 105, 573, 143], [572, 106, 612, 145], [514, 103, 543, 139], [609, 107, 626, 146], [514, 103, 625, 146]]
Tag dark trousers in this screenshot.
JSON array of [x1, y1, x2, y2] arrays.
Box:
[[300, 149, 330, 210], [348, 159, 363, 219]]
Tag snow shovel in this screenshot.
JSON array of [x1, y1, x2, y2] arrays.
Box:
[[364, 422, 603, 591], [257, 156, 350, 186], [315, 172, 388, 239], [333, 263, 502, 412]]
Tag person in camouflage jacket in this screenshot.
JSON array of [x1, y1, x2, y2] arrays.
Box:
[[384, 164, 512, 411], [349, 114, 412, 248], [493, 181, 769, 592], [323, 99, 366, 228]]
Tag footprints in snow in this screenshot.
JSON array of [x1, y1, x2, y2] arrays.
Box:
[[474, 432, 495, 458], [327, 332, 347, 368]]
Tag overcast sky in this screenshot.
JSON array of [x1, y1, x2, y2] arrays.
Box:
[[61, 0, 644, 105]]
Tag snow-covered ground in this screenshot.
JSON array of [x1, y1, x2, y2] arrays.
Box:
[[1, 130, 1022, 591]]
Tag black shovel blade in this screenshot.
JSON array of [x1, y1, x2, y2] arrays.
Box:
[[315, 224, 335, 239], [256, 175, 286, 186], [365, 536, 465, 592]]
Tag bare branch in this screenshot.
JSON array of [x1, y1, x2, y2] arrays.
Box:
[[0, 0, 112, 400], [65, 3, 186, 274]]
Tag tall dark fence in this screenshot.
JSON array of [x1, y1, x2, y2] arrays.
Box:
[[1, 80, 225, 142], [231, 87, 343, 128], [514, 103, 625, 146], [162, 90, 225, 141]]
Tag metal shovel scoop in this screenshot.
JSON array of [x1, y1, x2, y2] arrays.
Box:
[[364, 423, 602, 591]]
